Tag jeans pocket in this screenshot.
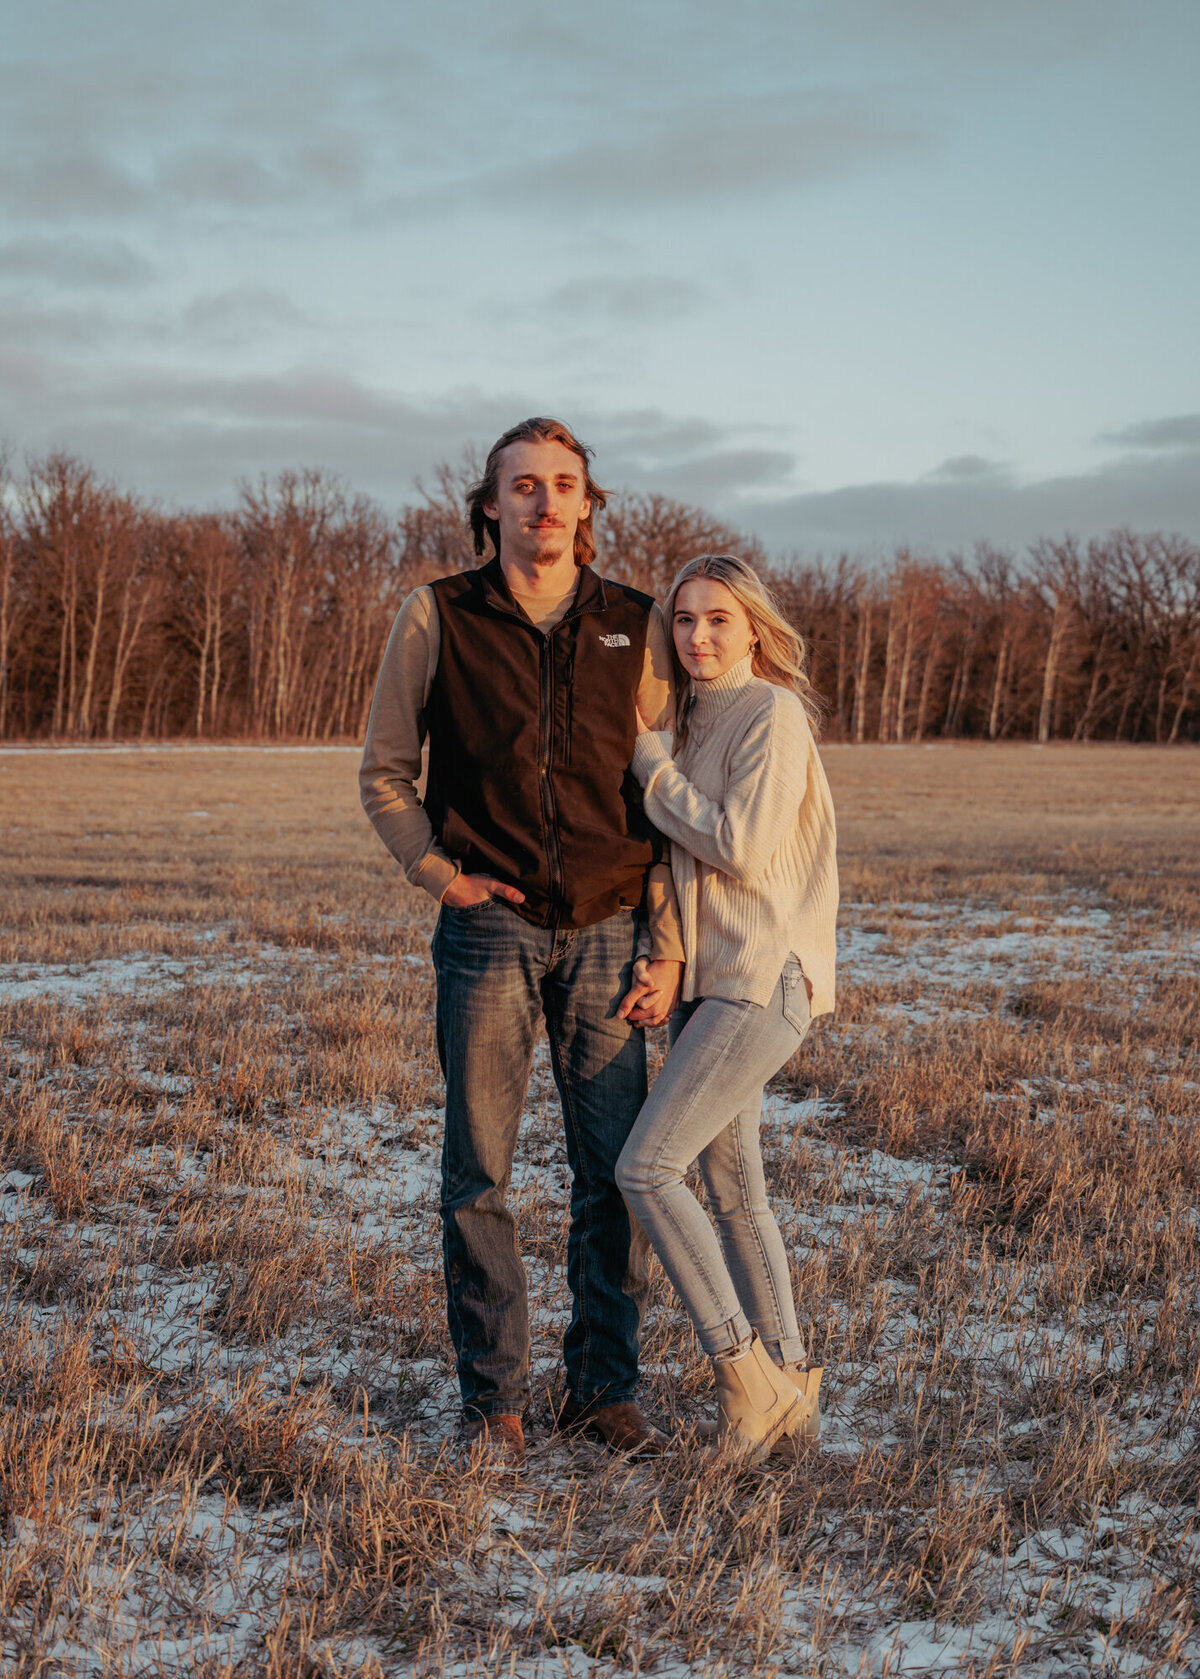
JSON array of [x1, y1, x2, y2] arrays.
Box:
[[444, 896, 497, 917], [781, 957, 812, 1036]]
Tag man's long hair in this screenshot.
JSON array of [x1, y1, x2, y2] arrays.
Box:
[[467, 417, 609, 567]]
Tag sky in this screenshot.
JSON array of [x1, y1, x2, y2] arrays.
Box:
[[2, 0, 1198, 558]]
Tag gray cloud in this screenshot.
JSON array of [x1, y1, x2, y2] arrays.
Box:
[[588, 412, 803, 506], [159, 148, 285, 209], [922, 454, 1007, 481], [727, 444, 1200, 556], [0, 235, 153, 287], [1098, 413, 1200, 451], [542, 276, 706, 323], [180, 287, 312, 345], [0, 297, 120, 350], [589, 410, 727, 461], [543, 106, 926, 201], [0, 345, 51, 398], [411, 98, 929, 217], [607, 447, 798, 504], [0, 146, 146, 218], [158, 139, 368, 209], [800, 0, 1137, 90]]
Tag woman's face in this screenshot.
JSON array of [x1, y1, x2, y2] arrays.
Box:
[[673, 578, 755, 682]]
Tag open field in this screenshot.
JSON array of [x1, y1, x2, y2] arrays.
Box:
[[1, 744, 1198, 1677]]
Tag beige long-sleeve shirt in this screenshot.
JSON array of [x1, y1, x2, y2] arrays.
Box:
[[360, 578, 686, 962], [631, 655, 838, 1015]]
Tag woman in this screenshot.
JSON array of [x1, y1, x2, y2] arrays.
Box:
[[615, 554, 838, 1461]]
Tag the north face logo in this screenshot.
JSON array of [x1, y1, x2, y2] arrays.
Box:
[[599, 633, 631, 648]]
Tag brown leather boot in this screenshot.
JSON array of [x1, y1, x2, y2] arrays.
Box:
[[555, 1395, 670, 1456], [455, 1413, 525, 1471]]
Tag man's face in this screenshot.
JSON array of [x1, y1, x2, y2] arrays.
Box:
[[483, 438, 591, 570]]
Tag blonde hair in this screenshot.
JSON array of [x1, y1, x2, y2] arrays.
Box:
[[665, 554, 823, 739]]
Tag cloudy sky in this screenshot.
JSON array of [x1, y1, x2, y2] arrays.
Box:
[[3, 0, 1198, 556]]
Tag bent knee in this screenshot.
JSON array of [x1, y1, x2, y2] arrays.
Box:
[[614, 1147, 640, 1198], [616, 1145, 681, 1199]]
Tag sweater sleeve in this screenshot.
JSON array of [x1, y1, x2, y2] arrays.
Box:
[[359, 587, 460, 902], [631, 695, 810, 884]]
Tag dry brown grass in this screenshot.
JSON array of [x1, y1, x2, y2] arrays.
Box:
[[1, 744, 1197, 1677]]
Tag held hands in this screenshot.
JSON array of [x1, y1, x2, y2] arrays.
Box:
[[441, 872, 526, 909], [617, 957, 683, 1029], [442, 877, 678, 1025]]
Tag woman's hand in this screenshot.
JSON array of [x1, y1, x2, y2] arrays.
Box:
[[617, 957, 683, 1028]]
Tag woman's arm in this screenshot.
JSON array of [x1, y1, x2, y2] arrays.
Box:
[[631, 696, 810, 882]]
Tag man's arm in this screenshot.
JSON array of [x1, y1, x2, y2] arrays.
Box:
[[360, 588, 525, 911], [359, 588, 460, 902], [637, 605, 685, 964], [616, 602, 684, 1025], [642, 860, 685, 965], [638, 600, 675, 729]]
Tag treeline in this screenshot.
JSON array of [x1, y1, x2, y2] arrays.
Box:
[[1, 449, 1197, 743]]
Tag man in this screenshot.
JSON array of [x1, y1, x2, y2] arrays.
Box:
[[361, 417, 683, 1469]]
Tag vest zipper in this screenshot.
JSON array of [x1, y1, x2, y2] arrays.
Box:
[[539, 635, 565, 922]]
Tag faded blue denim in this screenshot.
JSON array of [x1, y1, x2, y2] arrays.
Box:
[[616, 957, 810, 1363], [432, 900, 648, 1419]]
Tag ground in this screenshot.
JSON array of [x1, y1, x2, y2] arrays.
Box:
[[1, 743, 1197, 1677]]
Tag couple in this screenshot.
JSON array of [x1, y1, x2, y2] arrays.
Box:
[[360, 417, 838, 1469]]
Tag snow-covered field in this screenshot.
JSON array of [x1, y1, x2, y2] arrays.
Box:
[[1, 746, 1197, 1677]]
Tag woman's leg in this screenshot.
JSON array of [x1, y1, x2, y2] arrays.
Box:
[[615, 965, 806, 1361], [696, 1104, 807, 1367], [698, 954, 811, 1364]]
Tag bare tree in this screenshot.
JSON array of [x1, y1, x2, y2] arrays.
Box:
[[600, 493, 763, 599], [103, 512, 160, 739], [851, 584, 874, 744], [237, 470, 344, 737], [397, 458, 478, 587], [0, 445, 18, 738], [165, 515, 239, 735]]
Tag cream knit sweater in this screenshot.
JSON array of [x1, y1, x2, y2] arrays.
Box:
[[630, 655, 838, 1016]]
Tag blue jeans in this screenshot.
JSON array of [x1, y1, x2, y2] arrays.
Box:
[[616, 958, 810, 1363], [432, 901, 648, 1418]]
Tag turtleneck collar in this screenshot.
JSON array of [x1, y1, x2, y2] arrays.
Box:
[[690, 653, 755, 721]]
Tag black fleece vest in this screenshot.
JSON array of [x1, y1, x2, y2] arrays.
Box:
[[425, 559, 658, 929]]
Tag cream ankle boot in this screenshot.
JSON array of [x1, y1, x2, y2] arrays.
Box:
[[711, 1333, 804, 1461], [780, 1363, 823, 1446], [696, 1352, 823, 1451]]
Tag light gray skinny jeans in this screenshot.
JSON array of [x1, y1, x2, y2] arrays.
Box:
[[615, 956, 810, 1364]]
